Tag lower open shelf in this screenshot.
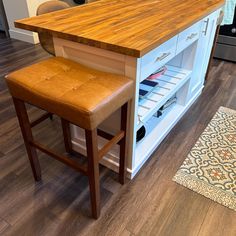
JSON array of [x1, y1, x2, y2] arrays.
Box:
[[135, 103, 185, 169]]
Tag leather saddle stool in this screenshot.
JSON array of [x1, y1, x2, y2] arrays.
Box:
[[6, 56, 133, 219]]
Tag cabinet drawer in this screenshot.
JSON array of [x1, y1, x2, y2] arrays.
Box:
[[140, 35, 177, 82], [176, 21, 201, 54]]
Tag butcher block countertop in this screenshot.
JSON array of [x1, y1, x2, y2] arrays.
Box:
[[15, 0, 224, 57]]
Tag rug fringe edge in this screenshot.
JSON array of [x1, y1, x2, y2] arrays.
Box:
[[219, 106, 236, 115]]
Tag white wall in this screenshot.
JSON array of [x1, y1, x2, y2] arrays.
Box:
[[3, 0, 50, 43], [3, 0, 97, 44]]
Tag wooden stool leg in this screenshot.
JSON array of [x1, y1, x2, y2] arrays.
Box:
[[85, 129, 100, 219], [119, 102, 128, 184], [61, 118, 73, 154], [12, 98, 41, 181]]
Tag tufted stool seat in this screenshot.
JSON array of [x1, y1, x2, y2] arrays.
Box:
[[7, 57, 133, 130], [6, 56, 133, 219]]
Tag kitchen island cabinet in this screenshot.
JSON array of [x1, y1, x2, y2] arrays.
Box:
[[15, 0, 225, 178]]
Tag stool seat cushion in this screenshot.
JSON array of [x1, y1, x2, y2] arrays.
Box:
[[6, 57, 133, 130]]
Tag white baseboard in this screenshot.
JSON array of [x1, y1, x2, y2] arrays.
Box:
[[9, 29, 39, 44]]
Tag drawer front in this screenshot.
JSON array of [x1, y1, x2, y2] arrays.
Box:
[[140, 35, 177, 82], [176, 21, 201, 54]]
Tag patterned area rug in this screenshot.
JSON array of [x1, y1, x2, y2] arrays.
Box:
[[173, 107, 236, 211]]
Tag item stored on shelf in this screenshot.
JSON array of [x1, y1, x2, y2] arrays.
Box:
[[147, 66, 167, 80], [156, 96, 177, 117], [136, 125, 146, 142], [139, 79, 158, 100]]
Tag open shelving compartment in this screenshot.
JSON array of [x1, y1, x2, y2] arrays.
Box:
[[135, 64, 192, 169], [137, 65, 192, 129]]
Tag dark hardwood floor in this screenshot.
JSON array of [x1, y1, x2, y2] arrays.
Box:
[[0, 36, 235, 236]]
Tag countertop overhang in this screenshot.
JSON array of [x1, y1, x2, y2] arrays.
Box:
[[15, 0, 225, 57]]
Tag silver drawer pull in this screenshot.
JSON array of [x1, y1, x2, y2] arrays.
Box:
[[203, 18, 209, 35], [186, 33, 198, 41], [156, 52, 171, 62]]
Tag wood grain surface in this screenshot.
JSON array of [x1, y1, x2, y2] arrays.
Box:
[[15, 0, 224, 57]]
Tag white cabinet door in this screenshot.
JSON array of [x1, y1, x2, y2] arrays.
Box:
[[189, 9, 220, 97]]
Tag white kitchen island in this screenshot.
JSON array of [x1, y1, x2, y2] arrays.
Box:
[[15, 0, 224, 178]]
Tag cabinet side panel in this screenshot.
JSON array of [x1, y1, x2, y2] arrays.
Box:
[[53, 37, 139, 177]]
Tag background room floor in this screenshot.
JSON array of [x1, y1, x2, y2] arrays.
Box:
[[0, 34, 235, 236]]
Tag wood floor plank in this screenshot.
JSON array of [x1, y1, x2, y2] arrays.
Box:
[[197, 204, 236, 236], [0, 218, 10, 235], [120, 229, 134, 236]]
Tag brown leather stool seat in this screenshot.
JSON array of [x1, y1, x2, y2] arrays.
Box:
[[7, 57, 133, 130], [6, 57, 133, 219]]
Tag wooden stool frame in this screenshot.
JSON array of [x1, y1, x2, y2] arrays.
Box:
[[12, 97, 129, 219]]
